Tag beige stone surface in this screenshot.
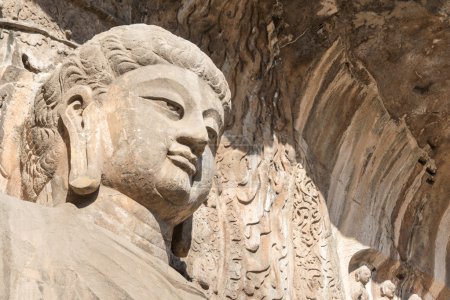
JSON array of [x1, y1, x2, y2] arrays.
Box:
[[379, 280, 397, 300], [0, 22, 230, 299], [0, 1, 448, 300], [351, 265, 371, 300], [0, 191, 205, 299]]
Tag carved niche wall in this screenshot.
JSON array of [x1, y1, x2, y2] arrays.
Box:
[[0, 0, 449, 299], [0, 0, 345, 299]]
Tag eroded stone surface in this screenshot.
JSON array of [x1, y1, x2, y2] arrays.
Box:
[[351, 265, 371, 300], [0, 23, 231, 299], [0, 1, 447, 299]]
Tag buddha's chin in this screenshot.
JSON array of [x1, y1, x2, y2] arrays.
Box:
[[156, 184, 191, 207], [154, 160, 193, 206]]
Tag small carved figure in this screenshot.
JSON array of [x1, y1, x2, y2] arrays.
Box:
[[408, 294, 422, 300], [351, 265, 372, 300], [379, 280, 396, 300]]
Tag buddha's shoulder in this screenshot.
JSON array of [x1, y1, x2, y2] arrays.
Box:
[[0, 194, 206, 299], [0, 192, 76, 233]]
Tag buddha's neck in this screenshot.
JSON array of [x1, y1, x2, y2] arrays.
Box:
[[78, 186, 173, 264]]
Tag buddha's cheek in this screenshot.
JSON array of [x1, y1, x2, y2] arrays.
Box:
[[101, 120, 171, 199]]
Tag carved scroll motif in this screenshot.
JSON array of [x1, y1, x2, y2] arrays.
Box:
[[291, 164, 343, 299]]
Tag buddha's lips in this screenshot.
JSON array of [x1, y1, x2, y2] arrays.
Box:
[[167, 149, 197, 175]]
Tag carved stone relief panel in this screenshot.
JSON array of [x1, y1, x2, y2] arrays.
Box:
[[0, 0, 447, 299]]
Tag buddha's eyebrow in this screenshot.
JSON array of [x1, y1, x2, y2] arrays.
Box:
[[136, 79, 187, 105], [203, 109, 223, 130]]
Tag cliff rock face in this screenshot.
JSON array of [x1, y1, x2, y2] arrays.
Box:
[[0, 0, 448, 299]]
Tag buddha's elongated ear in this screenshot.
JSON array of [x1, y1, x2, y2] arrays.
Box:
[[59, 85, 102, 195]]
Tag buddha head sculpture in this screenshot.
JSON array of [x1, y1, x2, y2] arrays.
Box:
[[380, 280, 396, 299], [20, 24, 231, 227], [355, 265, 372, 286]]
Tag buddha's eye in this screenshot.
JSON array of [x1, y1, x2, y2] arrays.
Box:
[[140, 96, 184, 120]]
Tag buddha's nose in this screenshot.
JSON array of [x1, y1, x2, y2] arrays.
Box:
[[176, 118, 208, 156]]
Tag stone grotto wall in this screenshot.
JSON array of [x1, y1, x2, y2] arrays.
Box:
[[0, 0, 448, 299]]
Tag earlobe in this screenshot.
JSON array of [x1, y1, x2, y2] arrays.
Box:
[[60, 86, 102, 195]]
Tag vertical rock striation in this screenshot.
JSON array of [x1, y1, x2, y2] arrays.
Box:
[[0, 0, 448, 299]]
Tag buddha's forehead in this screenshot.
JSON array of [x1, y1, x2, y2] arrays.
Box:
[[108, 64, 224, 122]]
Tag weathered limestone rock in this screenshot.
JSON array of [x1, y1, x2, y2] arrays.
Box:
[[0, 0, 448, 299], [351, 265, 371, 300], [0, 23, 231, 299], [0, 191, 205, 299], [379, 280, 397, 300]]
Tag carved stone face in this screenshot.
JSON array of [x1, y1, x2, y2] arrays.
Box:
[[360, 269, 371, 284], [356, 266, 371, 285], [100, 64, 224, 222], [384, 288, 394, 298], [381, 281, 395, 298]]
